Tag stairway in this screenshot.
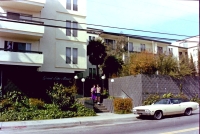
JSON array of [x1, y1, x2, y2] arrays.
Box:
[[94, 103, 110, 113]]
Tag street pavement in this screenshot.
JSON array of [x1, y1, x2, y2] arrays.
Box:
[[0, 112, 139, 130]]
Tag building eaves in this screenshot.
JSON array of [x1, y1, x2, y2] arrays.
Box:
[[101, 31, 171, 44]]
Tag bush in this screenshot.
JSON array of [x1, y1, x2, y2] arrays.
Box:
[[190, 94, 200, 104], [113, 98, 133, 114], [143, 94, 160, 105], [29, 98, 45, 109], [72, 102, 96, 117], [47, 83, 76, 110]]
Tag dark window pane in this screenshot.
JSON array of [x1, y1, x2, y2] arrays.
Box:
[[89, 68, 92, 77], [7, 12, 20, 20], [73, 0, 78, 11], [73, 48, 78, 64], [66, 21, 71, 36], [66, 0, 71, 10], [66, 47, 71, 64], [73, 21, 78, 37]]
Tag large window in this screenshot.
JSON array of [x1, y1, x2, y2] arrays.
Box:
[[73, 48, 78, 64], [157, 46, 163, 54], [89, 68, 96, 78], [128, 42, 133, 52], [72, 21, 78, 37], [140, 44, 145, 51], [4, 41, 31, 51], [7, 12, 32, 21], [66, 21, 71, 36], [89, 36, 95, 41], [105, 39, 116, 49], [66, 21, 78, 37], [66, 0, 78, 11], [66, 47, 78, 64], [66, 0, 71, 10], [73, 0, 78, 11]]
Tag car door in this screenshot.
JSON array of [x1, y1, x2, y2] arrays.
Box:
[[169, 99, 182, 114]]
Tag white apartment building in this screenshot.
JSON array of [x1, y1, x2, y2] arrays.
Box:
[[0, 0, 87, 97], [170, 35, 199, 73]]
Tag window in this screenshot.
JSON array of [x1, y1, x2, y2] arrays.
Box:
[[89, 68, 96, 78], [66, 21, 71, 36], [157, 46, 163, 54], [185, 52, 188, 56], [89, 36, 95, 41], [66, 0, 71, 10], [179, 52, 182, 56], [72, 21, 78, 37], [169, 48, 173, 54], [66, 0, 78, 11], [73, 48, 78, 64], [4, 41, 31, 51], [105, 39, 116, 49], [140, 44, 145, 51], [128, 42, 133, 52], [73, 0, 78, 11], [93, 68, 96, 77], [7, 12, 32, 21], [66, 47, 78, 64], [66, 47, 71, 64], [66, 21, 78, 37]]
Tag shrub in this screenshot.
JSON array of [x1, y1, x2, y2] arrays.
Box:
[[29, 98, 45, 109], [142, 94, 160, 105], [190, 94, 200, 104], [162, 93, 174, 98], [72, 103, 96, 117], [47, 83, 76, 110], [113, 98, 133, 114]]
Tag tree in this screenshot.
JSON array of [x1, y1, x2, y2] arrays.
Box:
[[102, 56, 123, 78], [129, 51, 157, 75], [189, 54, 197, 76], [87, 38, 107, 79], [156, 54, 178, 76]]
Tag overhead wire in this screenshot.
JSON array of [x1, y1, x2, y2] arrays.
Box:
[[0, 12, 193, 38]]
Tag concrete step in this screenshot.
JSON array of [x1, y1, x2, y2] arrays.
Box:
[[93, 104, 110, 113]]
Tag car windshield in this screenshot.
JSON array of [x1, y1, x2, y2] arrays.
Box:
[[154, 99, 170, 104]]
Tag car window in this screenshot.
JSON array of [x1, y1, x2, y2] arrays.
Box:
[[171, 99, 179, 104], [154, 99, 170, 104]]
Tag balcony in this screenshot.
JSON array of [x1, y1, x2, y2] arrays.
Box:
[[0, 0, 46, 12], [0, 14, 44, 40], [0, 48, 43, 66]]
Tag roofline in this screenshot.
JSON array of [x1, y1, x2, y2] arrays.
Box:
[[101, 31, 171, 44], [176, 35, 200, 42]]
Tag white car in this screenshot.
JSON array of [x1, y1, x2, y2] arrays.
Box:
[[133, 98, 199, 120]]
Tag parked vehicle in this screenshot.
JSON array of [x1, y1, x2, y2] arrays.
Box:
[[133, 98, 199, 120]]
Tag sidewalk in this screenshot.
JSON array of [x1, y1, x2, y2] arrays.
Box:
[[0, 112, 139, 130]]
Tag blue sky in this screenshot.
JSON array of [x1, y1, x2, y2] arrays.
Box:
[[86, 0, 199, 42]]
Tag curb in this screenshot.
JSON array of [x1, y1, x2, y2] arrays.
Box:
[[0, 114, 139, 130]]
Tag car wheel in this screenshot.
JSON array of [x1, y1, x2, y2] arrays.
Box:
[[154, 111, 163, 120], [184, 108, 192, 116]]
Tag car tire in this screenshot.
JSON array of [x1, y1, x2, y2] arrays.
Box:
[[184, 108, 192, 116], [153, 111, 163, 120]]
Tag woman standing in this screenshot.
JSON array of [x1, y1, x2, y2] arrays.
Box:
[[91, 85, 97, 102]]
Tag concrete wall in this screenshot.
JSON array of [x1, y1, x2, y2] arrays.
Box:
[[108, 74, 199, 107]]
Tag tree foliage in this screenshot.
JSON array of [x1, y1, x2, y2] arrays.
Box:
[[87, 38, 107, 78], [129, 51, 157, 75], [102, 56, 123, 78]]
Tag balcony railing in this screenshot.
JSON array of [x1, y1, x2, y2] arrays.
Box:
[[0, 48, 42, 54], [0, 13, 44, 25]]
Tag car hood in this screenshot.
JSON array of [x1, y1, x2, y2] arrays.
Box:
[[133, 104, 167, 110]]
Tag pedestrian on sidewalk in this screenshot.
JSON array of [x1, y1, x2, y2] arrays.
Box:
[[91, 84, 97, 103], [96, 84, 101, 105]]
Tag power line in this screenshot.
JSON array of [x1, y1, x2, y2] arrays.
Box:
[[0, 12, 193, 37], [0, 18, 195, 43]]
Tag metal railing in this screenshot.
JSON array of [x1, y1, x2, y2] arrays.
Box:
[[0, 14, 44, 25], [0, 48, 43, 54]]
